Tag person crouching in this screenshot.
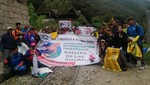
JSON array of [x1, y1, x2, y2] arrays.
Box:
[[24, 42, 41, 73], [4, 47, 26, 75]]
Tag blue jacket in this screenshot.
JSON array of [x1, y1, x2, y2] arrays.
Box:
[[7, 52, 24, 67], [24, 33, 36, 45], [127, 24, 144, 44]]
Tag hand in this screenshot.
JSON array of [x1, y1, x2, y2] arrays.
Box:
[[132, 36, 140, 42], [4, 59, 8, 64], [18, 62, 23, 66]]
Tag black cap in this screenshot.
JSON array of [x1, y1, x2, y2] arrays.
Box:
[[128, 17, 134, 21]]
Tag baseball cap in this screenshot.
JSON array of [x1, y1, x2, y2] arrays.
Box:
[[7, 26, 12, 30]]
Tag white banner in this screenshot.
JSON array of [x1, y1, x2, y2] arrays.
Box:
[[37, 34, 100, 67], [59, 20, 72, 29], [78, 26, 94, 36]]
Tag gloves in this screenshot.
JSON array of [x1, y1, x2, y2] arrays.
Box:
[[132, 36, 140, 42], [18, 62, 23, 66], [4, 59, 8, 64]]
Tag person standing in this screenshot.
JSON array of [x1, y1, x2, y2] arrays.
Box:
[[127, 17, 145, 70], [12, 22, 23, 45], [24, 28, 36, 46], [0, 27, 17, 60]]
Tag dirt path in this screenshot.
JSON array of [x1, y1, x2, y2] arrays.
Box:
[[1, 65, 150, 85]]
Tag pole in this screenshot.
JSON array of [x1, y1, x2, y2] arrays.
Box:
[[146, 10, 150, 43]]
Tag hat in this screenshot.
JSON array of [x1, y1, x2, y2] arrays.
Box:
[[30, 42, 36, 46], [128, 17, 134, 21], [7, 26, 12, 30], [100, 39, 106, 43]]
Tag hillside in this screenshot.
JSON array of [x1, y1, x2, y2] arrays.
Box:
[[89, 0, 150, 21], [28, 0, 150, 24]]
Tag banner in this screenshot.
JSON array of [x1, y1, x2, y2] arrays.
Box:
[[78, 26, 94, 36], [37, 34, 100, 67], [59, 20, 72, 29], [38, 33, 52, 41]]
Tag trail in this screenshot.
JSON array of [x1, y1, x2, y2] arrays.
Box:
[[1, 65, 150, 85]]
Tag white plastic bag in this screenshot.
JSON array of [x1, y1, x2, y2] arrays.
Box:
[[31, 54, 38, 76]]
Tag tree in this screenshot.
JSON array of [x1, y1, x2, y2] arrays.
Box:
[[28, 3, 45, 29]]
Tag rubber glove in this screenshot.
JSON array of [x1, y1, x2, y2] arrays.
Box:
[[132, 36, 140, 42], [18, 61, 23, 66], [4, 59, 8, 64]]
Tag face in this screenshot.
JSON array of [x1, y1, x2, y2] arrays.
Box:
[[118, 26, 123, 32], [107, 30, 112, 35], [13, 48, 18, 54], [19, 35, 23, 39], [25, 25, 29, 29], [129, 20, 134, 25], [111, 20, 117, 25], [30, 30, 34, 33], [16, 24, 21, 29], [100, 42, 105, 46], [34, 30, 38, 34], [42, 30, 46, 33], [122, 24, 128, 28], [8, 29, 12, 33], [31, 46, 36, 50]]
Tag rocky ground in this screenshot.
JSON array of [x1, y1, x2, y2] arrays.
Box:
[[1, 64, 150, 85]]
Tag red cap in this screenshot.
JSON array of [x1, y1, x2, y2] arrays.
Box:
[[30, 42, 36, 46]]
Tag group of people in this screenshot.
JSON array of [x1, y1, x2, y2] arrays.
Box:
[[0, 23, 42, 76], [96, 17, 145, 70], [0, 16, 146, 76]]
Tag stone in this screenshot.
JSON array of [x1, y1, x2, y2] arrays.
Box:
[[0, 0, 2, 4], [0, 0, 29, 35], [9, 12, 14, 18], [4, 11, 9, 17], [0, 10, 4, 16], [2, 0, 8, 5], [3, 17, 10, 23], [0, 17, 4, 23]]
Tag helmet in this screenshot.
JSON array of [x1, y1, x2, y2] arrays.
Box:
[[30, 42, 36, 46]]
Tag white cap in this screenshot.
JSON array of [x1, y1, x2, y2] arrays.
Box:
[[7, 26, 12, 30]]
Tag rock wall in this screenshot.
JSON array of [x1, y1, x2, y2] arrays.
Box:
[[0, 0, 29, 36], [0, 0, 29, 76]]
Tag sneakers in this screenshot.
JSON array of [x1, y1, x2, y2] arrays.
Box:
[[136, 60, 141, 67], [139, 66, 145, 70]]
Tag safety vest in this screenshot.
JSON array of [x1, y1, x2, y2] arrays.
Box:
[[12, 29, 20, 40]]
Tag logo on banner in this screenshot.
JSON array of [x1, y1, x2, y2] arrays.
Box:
[[41, 42, 61, 58]]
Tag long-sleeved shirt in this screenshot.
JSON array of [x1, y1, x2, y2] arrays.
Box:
[[127, 24, 144, 44]]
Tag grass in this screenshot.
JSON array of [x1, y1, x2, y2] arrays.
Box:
[[143, 43, 150, 65], [143, 43, 150, 47]]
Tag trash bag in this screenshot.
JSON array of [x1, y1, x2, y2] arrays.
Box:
[[18, 42, 29, 55], [127, 42, 142, 58], [103, 47, 122, 72], [31, 54, 38, 76]]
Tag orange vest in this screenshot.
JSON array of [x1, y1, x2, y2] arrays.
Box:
[[12, 29, 20, 40]]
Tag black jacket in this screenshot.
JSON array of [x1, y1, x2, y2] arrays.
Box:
[[105, 34, 116, 47], [114, 31, 128, 51], [1, 32, 17, 49]]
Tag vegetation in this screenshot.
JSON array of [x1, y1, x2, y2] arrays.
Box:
[[28, 3, 46, 29], [28, 0, 150, 28]]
